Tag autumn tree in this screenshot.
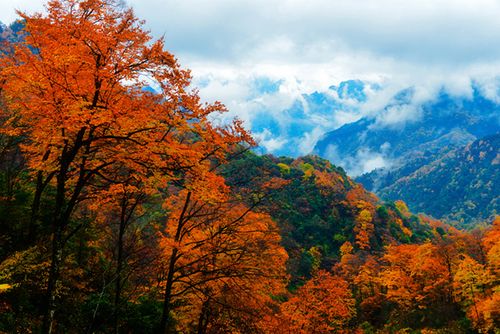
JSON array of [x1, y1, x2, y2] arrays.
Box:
[[380, 243, 454, 326], [336, 241, 363, 282], [354, 208, 374, 250], [343, 184, 377, 251], [453, 255, 495, 331], [277, 270, 355, 333], [483, 216, 500, 278], [158, 189, 288, 333], [0, 0, 251, 332]]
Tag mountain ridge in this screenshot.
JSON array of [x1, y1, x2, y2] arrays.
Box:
[[357, 133, 499, 226]]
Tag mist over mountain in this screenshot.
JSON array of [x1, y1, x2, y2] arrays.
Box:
[[313, 85, 500, 176], [245, 79, 374, 157]]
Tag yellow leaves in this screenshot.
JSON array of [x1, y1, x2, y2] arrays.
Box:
[[307, 246, 322, 274], [395, 200, 410, 217], [276, 162, 290, 175], [0, 247, 49, 292], [0, 283, 12, 293], [453, 255, 494, 305], [452, 252, 499, 333], [358, 208, 373, 223], [299, 162, 314, 179], [354, 208, 374, 250], [340, 241, 354, 257]]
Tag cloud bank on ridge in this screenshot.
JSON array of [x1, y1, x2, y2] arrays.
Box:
[[2, 0, 500, 166]]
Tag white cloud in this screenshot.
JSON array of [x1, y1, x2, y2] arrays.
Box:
[[324, 144, 341, 166], [3, 0, 500, 164], [361, 154, 389, 175], [375, 105, 423, 128], [253, 129, 288, 153], [297, 127, 324, 156], [325, 145, 393, 176], [477, 77, 500, 104], [124, 0, 500, 67], [0, 0, 45, 24]]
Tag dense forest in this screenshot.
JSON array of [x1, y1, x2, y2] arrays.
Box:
[[358, 134, 499, 226], [0, 1, 498, 333]]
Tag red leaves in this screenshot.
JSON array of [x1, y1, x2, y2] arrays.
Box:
[[277, 271, 355, 333]]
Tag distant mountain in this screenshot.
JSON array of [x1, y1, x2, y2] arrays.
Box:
[[314, 87, 500, 176], [358, 134, 500, 226]]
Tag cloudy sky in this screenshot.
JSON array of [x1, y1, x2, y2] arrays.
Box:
[[2, 0, 500, 169]]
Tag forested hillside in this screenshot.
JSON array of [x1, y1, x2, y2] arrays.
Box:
[[0, 1, 498, 333], [358, 134, 500, 226], [222, 153, 434, 283]]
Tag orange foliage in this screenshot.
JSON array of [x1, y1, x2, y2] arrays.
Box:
[[381, 243, 452, 310], [354, 256, 381, 299], [313, 169, 347, 195], [0, 0, 253, 206], [472, 291, 500, 333], [277, 270, 355, 333], [0, 1, 253, 331], [354, 208, 374, 250], [160, 190, 288, 332], [483, 216, 500, 253], [344, 184, 378, 208], [342, 185, 378, 250], [353, 256, 384, 320]]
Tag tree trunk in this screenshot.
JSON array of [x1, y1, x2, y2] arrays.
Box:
[[114, 203, 127, 334], [160, 191, 191, 334], [42, 177, 66, 334], [41, 150, 69, 334], [197, 299, 210, 334], [28, 149, 53, 242], [160, 247, 178, 334], [41, 224, 63, 334]]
